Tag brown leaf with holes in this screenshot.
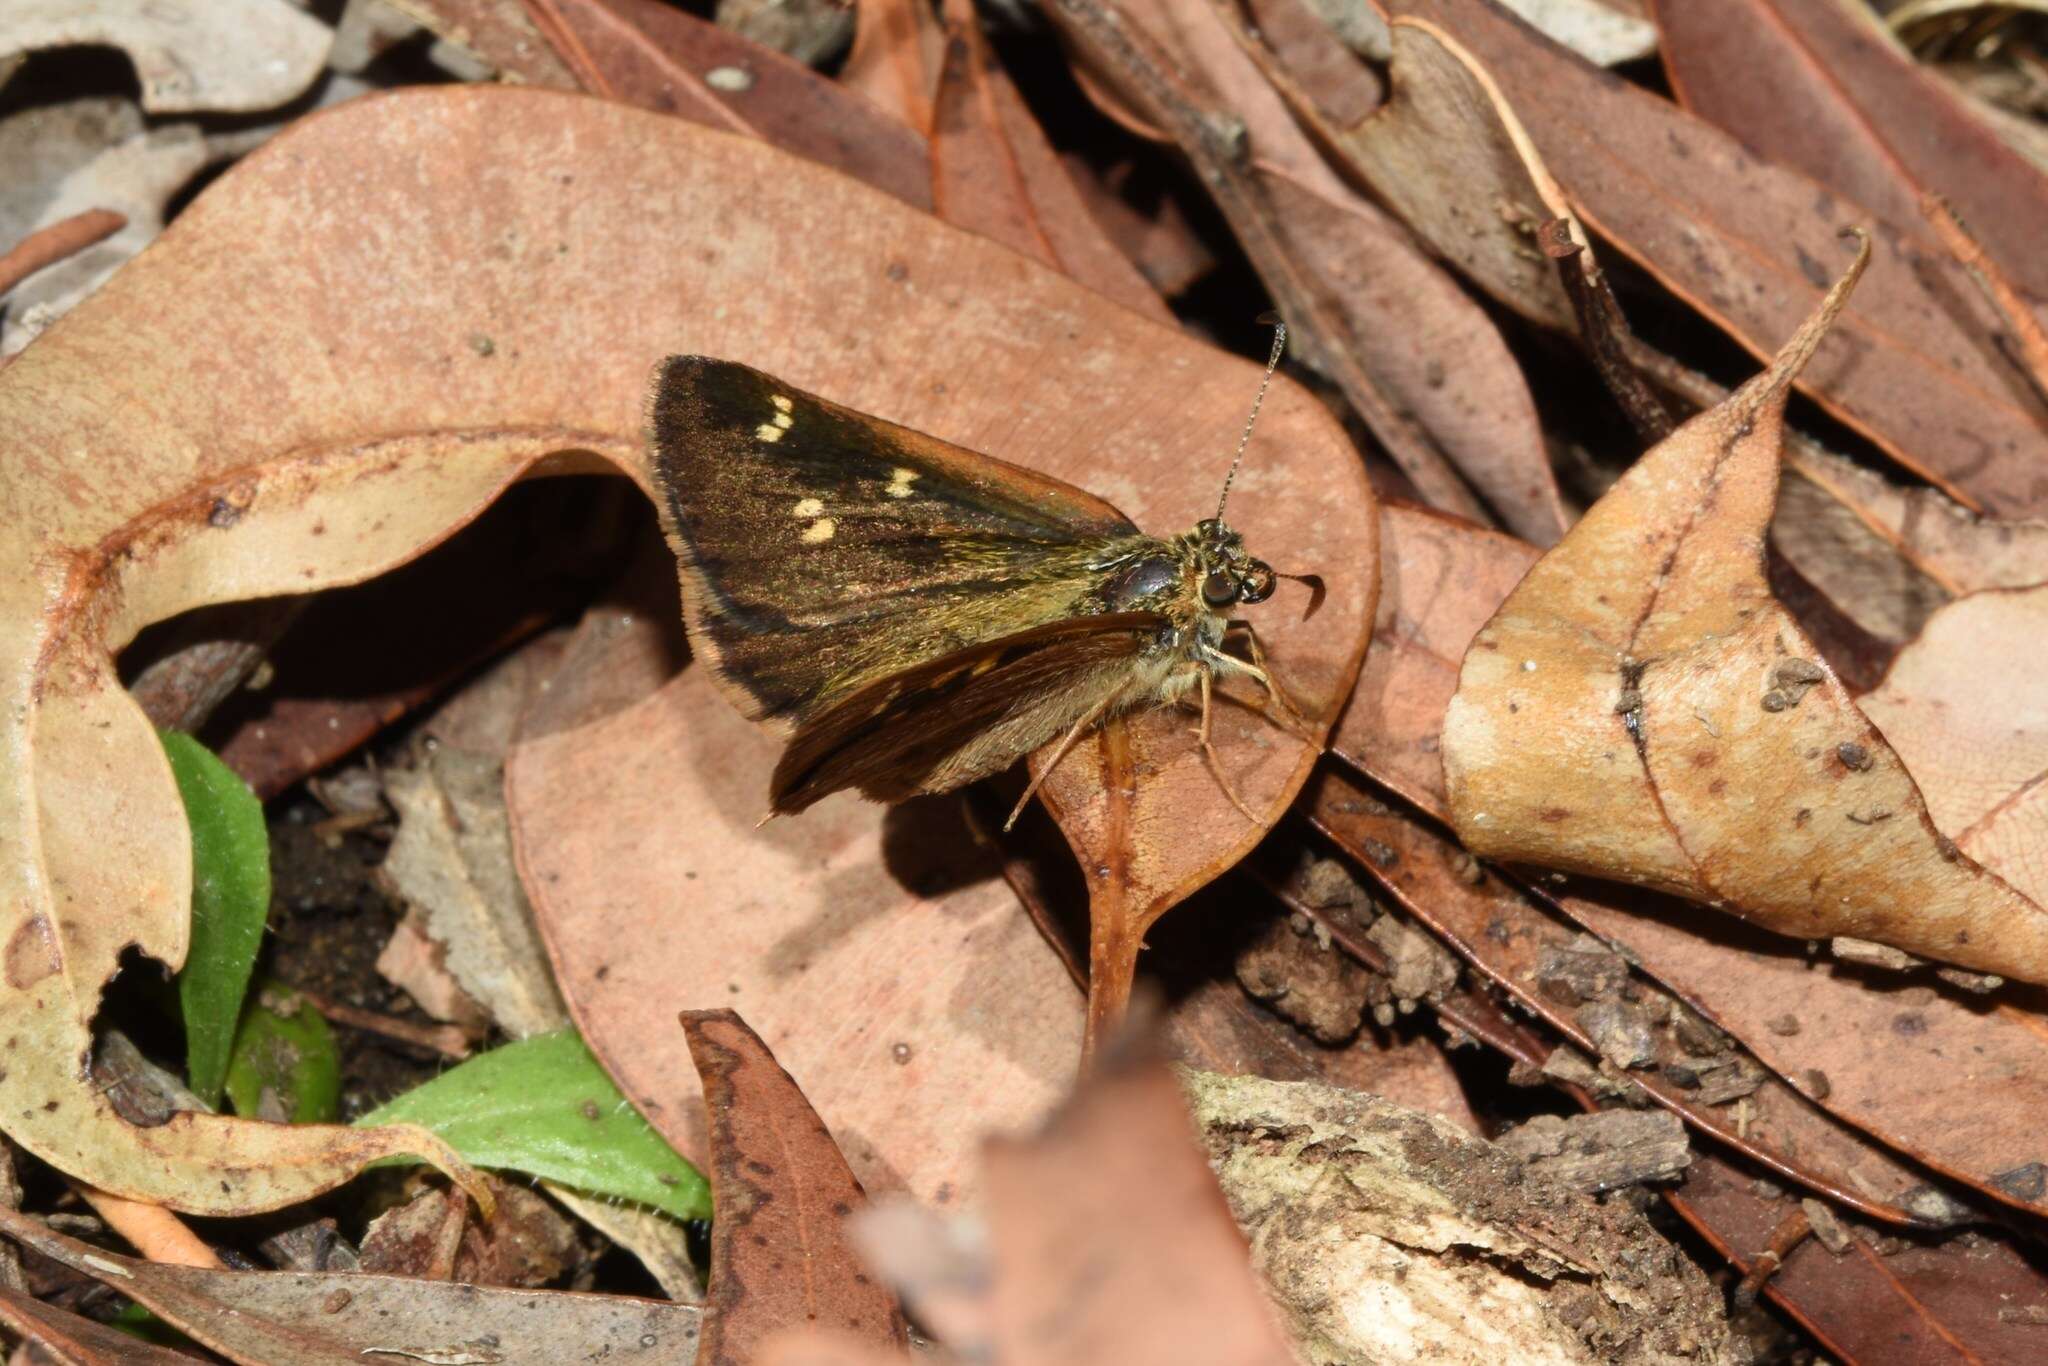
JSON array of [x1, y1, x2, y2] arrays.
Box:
[[684, 1009, 908, 1363], [1442, 234, 2048, 983]]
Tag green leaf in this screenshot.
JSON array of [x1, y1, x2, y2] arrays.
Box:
[[224, 984, 341, 1125], [160, 730, 270, 1107], [357, 1030, 709, 1221]]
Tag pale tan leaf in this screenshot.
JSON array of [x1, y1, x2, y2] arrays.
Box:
[[0, 0, 331, 114], [1441, 234, 2048, 983], [1863, 586, 2048, 906]]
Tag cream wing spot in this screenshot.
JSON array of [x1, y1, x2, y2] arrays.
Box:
[[755, 422, 786, 443], [771, 394, 793, 413], [885, 467, 919, 499], [802, 518, 836, 544], [792, 497, 825, 518]]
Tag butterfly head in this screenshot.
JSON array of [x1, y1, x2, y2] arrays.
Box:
[[1192, 517, 1276, 608]]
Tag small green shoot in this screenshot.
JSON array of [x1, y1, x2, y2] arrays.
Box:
[[160, 730, 270, 1108], [225, 983, 341, 1124]]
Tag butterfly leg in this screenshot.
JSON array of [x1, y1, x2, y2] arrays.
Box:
[[1208, 631, 1314, 741], [1195, 665, 1264, 825], [1004, 692, 1119, 831]]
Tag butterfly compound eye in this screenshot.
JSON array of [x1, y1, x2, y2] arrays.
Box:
[[1240, 561, 1277, 603], [1201, 571, 1239, 607]]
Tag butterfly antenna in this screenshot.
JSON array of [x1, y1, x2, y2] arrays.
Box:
[[1217, 316, 1287, 523]]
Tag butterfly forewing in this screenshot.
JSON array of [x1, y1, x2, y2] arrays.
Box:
[[770, 614, 1163, 813], [649, 356, 1152, 731]]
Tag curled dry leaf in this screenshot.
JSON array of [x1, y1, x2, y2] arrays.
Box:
[[0, 1205, 701, 1366], [1340, 485, 2048, 1225], [0, 0, 331, 114], [683, 1010, 907, 1363], [1, 83, 1365, 1209], [1442, 235, 2048, 985]]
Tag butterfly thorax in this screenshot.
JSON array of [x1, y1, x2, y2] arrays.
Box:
[[1099, 517, 1276, 652]]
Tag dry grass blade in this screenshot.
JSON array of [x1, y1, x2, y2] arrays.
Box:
[[1443, 232, 2048, 983]]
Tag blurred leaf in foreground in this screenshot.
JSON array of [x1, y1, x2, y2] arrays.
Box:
[[359, 1029, 709, 1221]]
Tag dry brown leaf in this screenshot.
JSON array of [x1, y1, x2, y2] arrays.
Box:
[[1050, 0, 1491, 526], [0, 1285, 199, 1365], [1676, 1156, 2048, 1364], [928, 0, 1170, 320], [840, 0, 943, 134], [1655, 0, 2048, 307], [1385, 0, 2048, 518], [1442, 234, 2048, 983], [0, 1206, 699, 1365], [1080, 0, 1571, 544], [1272, 15, 1574, 333], [511, 633, 1084, 1208], [3, 81, 1365, 1209], [1863, 586, 2048, 905], [1307, 764, 1955, 1227], [523, 0, 932, 210], [685, 1010, 908, 1363], [0, 0, 331, 114], [1333, 502, 1539, 814]]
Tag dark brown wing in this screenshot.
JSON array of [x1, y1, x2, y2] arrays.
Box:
[[770, 613, 1164, 814], [647, 356, 1154, 732]]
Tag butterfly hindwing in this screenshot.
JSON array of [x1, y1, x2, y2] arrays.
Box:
[[649, 356, 1154, 731], [769, 613, 1166, 813]]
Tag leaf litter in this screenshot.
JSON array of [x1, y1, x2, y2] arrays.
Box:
[[8, 0, 2048, 1358]]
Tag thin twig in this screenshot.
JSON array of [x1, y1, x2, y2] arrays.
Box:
[[0, 209, 126, 300], [1731, 1205, 1812, 1310], [1538, 218, 1675, 442], [290, 986, 476, 1059], [1918, 193, 2048, 404], [69, 1182, 225, 1271]]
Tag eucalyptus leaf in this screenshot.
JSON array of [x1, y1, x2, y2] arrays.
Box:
[[160, 730, 270, 1108], [358, 1029, 709, 1222]]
